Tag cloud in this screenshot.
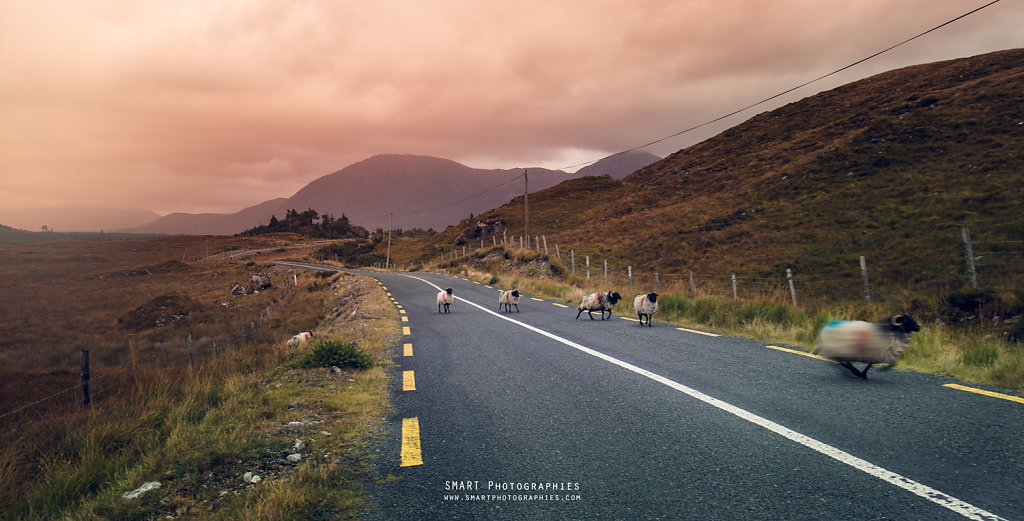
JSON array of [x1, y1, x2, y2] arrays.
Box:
[[1, 0, 1023, 229]]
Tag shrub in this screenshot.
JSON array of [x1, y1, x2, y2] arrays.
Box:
[[294, 339, 374, 370]]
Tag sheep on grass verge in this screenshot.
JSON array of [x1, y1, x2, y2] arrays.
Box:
[[812, 314, 921, 379], [576, 291, 622, 320], [287, 331, 313, 345], [437, 288, 454, 314], [633, 293, 659, 327], [498, 290, 520, 312]]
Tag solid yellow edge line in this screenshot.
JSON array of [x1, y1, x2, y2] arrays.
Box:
[[944, 383, 1024, 404], [766, 345, 837, 363], [401, 417, 423, 467], [403, 370, 416, 391], [676, 327, 721, 337], [403, 343, 413, 356]]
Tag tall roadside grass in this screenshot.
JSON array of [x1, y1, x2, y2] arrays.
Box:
[[1, 270, 398, 520]]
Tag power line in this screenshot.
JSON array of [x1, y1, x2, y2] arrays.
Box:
[[562, 0, 1003, 171]]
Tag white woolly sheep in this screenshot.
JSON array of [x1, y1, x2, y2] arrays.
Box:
[[498, 289, 520, 312], [576, 291, 623, 320], [812, 314, 921, 379], [437, 288, 454, 314], [633, 293, 659, 327], [287, 331, 313, 345]]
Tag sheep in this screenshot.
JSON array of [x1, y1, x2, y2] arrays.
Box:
[[812, 314, 921, 379], [633, 293, 659, 327], [287, 331, 313, 345], [498, 289, 520, 312], [437, 288, 454, 314], [576, 291, 623, 320]]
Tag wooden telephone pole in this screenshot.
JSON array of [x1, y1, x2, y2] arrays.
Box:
[[523, 170, 529, 245], [386, 212, 393, 269]]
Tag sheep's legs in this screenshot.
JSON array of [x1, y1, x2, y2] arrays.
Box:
[[840, 361, 871, 379]]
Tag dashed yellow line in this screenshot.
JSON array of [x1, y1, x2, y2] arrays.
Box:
[[620, 317, 640, 322], [944, 384, 1024, 404], [403, 326, 411, 335], [676, 327, 721, 337], [766, 345, 836, 363], [401, 316, 408, 322], [401, 417, 423, 467], [403, 370, 416, 391], [404, 343, 413, 356], [399, 309, 406, 314], [552, 303, 569, 308]]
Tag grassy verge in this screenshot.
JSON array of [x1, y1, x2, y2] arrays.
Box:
[[442, 246, 1024, 394], [1, 271, 398, 520]]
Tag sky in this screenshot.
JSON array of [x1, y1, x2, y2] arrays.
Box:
[[1, 0, 1023, 230]]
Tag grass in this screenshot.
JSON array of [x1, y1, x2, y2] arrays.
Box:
[[435, 245, 1024, 394], [0, 237, 400, 520]]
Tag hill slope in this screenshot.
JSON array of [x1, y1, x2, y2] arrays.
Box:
[[430, 48, 1024, 297]]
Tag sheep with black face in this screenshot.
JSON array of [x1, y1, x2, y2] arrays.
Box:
[[576, 291, 622, 320], [437, 288, 454, 314], [813, 314, 921, 379]]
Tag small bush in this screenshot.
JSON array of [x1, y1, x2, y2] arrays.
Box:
[[962, 341, 999, 367], [294, 339, 374, 370]]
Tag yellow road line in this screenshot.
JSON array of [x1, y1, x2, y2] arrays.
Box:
[[485, 285, 493, 289], [944, 384, 1024, 404], [404, 343, 413, 356], [396, 305, 404, 309], [530, 297, 544, 302], [620, 317, 640, 322], [552, 303, 569, 308], [676, 327, 721, 337], [403, 370, 416, 391], [766, 345, 837, 363], [472, 281, 481, 284], [401, 417, 423, 467], [401, 316, 408, 322], [403, 326, 411, 335], [387, 292, 392, 296], [399, 309, 406, 314]]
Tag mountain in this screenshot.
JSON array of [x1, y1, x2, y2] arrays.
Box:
[[128, 151, 659, 235], [427, 48, 1024, 294]]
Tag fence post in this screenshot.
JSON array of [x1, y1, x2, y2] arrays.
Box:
[[604, 259, 608, 284], [213, 337, 219, 359], [859, 256, 871, 303], [187, 332, 194, 370], [731, 274, 738, 299], [80, 349, 91, 408], [542, 236, 548, 255], [535, 236, 540, 251], [555, 244, 561, 261], [689, 270, 695, 293], [628, 265, 633, 291], [503, 230, 507, 245], [128, 334, 140, 391], [962, 226, 978, 289], [585, 256, 590, 279], [571, 250, 576, 275], [787, 268, 797, 306], [655, 272, 660, 292]]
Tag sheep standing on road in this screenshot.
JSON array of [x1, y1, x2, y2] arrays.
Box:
[[633, 293, 659, 327], [812, 314, 921, 379], [498, 289, 520, 312], [576, 291, 623, 320], [437, 288, 454, 314]]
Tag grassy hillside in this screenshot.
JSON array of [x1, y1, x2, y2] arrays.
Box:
[[409, 49, 1024, 307]]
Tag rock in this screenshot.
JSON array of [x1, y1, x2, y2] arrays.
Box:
[[230, 282, 247, 296], [242, 472, 262, 484], [320, 431, 332, 437], [286, 453, 302, 464], [293, 439, 305, 451], [286, 421, 303, 429], [123, 481, 161, 500], [249, 274, 274, 293]]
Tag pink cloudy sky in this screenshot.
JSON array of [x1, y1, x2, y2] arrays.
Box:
[[1, 0, 1023, 230]]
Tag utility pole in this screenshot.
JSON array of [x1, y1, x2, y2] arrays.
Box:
[[386, 212, 393, 269], [523, 170, 529, 244]]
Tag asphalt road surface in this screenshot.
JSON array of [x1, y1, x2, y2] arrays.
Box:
[[280, 264, 1024, 521]]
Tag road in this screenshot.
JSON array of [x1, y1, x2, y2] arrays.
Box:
[[279, 263, 1024, 520]]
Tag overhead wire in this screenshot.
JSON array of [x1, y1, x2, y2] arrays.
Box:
[[561, 0, 1003, 171]]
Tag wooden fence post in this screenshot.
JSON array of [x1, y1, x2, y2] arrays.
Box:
[[859, 256, 871, 303], [80, 349, 90, 408], [655, 272, 660, 292], [962, 226, 978, 289], [555, 244, 561, 261], [542, 236, 548, 255], [628, 265, 633, 291], [571, 250, 576, 275], [689, 270, 695, 293], [787, 268, 798, 306], [128, 334, 140, 391], [187, 332, 194, 371], [604, 259, 608, 284], [731, 274, 738, 299], [585, 256, 590, 279]]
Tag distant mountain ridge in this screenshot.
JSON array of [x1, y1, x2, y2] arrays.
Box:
[[124, 151, 659, 235]]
